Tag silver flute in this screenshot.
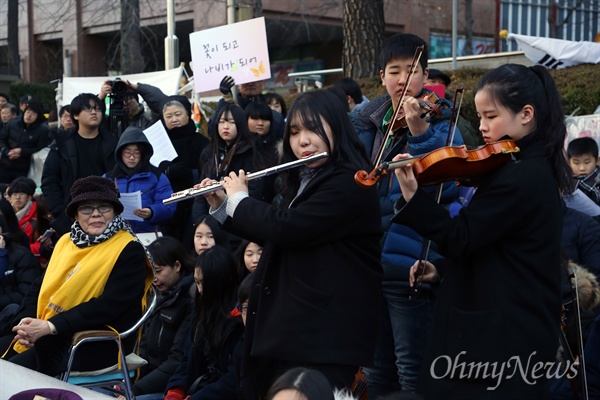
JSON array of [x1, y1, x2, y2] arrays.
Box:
[[163, 152, 329, 204]]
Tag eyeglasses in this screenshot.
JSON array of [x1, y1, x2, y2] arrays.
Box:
[[122, 150, 141, 158], [82, 106, 101, 113], [237, 304, 248, 315], [77, 204, 114, 215]]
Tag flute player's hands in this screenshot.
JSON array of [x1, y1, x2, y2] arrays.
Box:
[[222, 170, 248, 197], [197, 178, 227, 210]]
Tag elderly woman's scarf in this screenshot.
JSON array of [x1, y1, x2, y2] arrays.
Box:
[[70, 214, 130, 247]]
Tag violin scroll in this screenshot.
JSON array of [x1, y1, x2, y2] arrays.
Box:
[[354, 168, 388, 188]]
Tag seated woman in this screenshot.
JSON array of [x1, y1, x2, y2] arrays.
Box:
[[0, 176, 154, 377], [104, 126, 176, 234], [0, 203, 42, 335], [164, 246, 243, 400], [131, 236, 195, 398]]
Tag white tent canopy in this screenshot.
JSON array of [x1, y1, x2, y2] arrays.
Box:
[[506, 33, 600, 69], [59, 67, 184, 107]]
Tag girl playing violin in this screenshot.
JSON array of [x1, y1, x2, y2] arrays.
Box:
[[200, 89, 383, 399], [392, 64, 572, 399]]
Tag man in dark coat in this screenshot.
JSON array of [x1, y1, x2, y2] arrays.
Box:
[[41, 94, 117, 235], [0, 99, 50, 184]]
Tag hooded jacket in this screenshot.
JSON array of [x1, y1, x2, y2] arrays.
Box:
[[104, 127, 176, 233]]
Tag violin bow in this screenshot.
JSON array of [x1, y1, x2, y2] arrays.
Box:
[[572, 269, 590, 400], [411, 87, 464, 299], [372, 46, 424, 168]]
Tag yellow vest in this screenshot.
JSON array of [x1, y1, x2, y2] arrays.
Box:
[[13, 230, 153, 354]]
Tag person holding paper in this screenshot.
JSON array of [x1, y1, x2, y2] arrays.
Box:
[[128, 82, 209, 245], [104, 126, 175, 234]]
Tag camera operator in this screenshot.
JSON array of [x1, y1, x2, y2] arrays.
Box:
[[98, 79, 154, 135]]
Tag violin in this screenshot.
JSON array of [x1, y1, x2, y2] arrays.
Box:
[[385, 90, 444, 132], [355, 140, 520, 188]]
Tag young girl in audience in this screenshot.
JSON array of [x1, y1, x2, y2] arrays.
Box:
[[104, 126, 176, 234], [201, 89, 382, 398], [392, 64, 572, 399], [164, 245, 243, 400], [265, 92, 287, 118], [130, 236, 195, 398], [192, 215, 229, 256], [233, 239, 263, 280]]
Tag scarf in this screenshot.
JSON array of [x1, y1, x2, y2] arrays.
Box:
[[574, 166, 600, 205], [15, 200, 32, 222]]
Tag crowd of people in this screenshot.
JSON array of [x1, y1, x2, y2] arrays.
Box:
[[0, 31, 599, 400]]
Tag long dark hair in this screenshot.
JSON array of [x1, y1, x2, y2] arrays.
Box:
[[192, 215, 230, 253], [266, 367, 334, 400], [474, 64, 572, 196], [280, 89, 370, 196], [193, 245, 239, 356], [207, 103, 261, 177]]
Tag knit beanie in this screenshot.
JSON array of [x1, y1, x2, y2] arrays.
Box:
[[66, 176, 124, 218]]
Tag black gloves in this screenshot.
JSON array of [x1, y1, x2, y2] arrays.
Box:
[[219, 76, 235, 96]]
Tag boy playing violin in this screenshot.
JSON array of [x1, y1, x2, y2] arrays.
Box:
[[353, 33, 463, 397]]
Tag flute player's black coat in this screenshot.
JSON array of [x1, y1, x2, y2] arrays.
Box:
[[224, 162, 382, 382]]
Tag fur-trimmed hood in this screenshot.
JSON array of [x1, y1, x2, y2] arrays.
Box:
[[568, 260, 600, 310]]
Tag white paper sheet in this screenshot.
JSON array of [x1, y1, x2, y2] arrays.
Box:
[[120, 191, 144, 221], [143, 121, 179, 167]]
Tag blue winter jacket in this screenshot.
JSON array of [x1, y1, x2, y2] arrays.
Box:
[[105, 126, 176, 233], [354, 91, 463, 282]]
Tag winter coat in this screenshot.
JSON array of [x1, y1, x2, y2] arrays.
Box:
[[0, 242, 42, 310], [41, 127, 117, 235], [354, 92, 463, 283], [392, 137, 562, 399], [222, 163, 382, 380], [133, 275, 194, 395], [105, 127, 176, 233], [0, 118, 50, 175], [7, 239, 151, 373], [562, 204, 600, 279], [166, 309, 244, 400], [193, 137, 262, 223]]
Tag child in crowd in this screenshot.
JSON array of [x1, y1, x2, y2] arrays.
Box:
[[353, 32, 463, 397], [192, 216, 229, 256], [264, 92, 287, 118], [392, 63, 572, 398], [6, 178, 38, 254], [267, 367, 358, 400], [567, 137, 600, 205], [104, 126, 176, 234], [233, 239, 263, 280], [163, 246, 243, 400], [130, 236, 195, 398]]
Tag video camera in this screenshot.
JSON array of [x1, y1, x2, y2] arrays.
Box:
[[108, 77, 129, 137]]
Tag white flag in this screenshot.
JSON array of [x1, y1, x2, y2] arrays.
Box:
[[507, 33, 600, 69]]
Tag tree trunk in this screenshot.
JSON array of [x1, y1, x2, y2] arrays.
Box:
[[7, 0, 19, 76], [464, 0, 474, 55], [120, 0, 143, 73], [254, 0, 263, 19], [343, 0, 385, 79]]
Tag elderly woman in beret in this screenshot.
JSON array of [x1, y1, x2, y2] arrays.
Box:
[[0, 176, 153, 377]]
